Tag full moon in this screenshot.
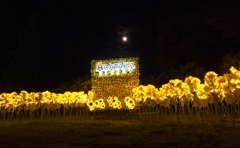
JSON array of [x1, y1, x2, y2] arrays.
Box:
[[123, 36, 127, 41]]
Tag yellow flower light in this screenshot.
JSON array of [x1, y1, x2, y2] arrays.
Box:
[[125, 97, 135, 109]]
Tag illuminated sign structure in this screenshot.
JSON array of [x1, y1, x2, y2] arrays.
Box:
[[91, 57, 140, 102], [96, 61, 135, 76]]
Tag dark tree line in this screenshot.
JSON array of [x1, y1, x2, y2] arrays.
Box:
[[1, 13, 91, 92], [1, 0, 240, 93], [140, 0, 240, 87]]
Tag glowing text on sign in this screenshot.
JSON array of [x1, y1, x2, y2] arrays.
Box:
[[96, 61, 135, 76]]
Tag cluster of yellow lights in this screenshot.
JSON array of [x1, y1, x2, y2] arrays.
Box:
[[0, 90, 134, 112], [87, 99, 105, 111], [1, 66, 240, 113], [184, 76, 201, 92], [125, 97, 135, 109], [130, 66, 240, 108], [107, 97, 122, 109], [91, 57, 140, 102], [0, 91, 88, 112]]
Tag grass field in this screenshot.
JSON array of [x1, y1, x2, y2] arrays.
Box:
[[0, 116, 240, 148]]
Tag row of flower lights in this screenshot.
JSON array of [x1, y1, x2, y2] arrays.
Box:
[[0, 67, 240, 110], [1, 66, 240, 122]]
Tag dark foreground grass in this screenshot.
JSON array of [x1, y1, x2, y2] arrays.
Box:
[[0, 116, 240, 148]]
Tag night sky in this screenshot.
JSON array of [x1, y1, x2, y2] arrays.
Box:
[[1, 1, 158, 71], [1, 0, 240, 92]]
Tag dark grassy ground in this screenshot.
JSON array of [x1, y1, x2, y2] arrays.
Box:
[[0, 116, 240, 148]]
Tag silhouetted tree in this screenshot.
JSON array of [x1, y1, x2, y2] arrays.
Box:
[[154, 11, 228, 73], [220, 50, 240, 74], [204, 0, 240, 50], [52, 75, 91, 93], [140, 62, 206, 87], [143, 0, 232, 86], [203, 0, 240, 74], [2, 13, 82, 92]]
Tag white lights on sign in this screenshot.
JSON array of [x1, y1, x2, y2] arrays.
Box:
[[96, 61, 135, 76]]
